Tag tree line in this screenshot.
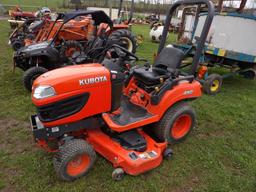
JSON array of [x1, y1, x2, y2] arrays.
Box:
[[64, 0, 176, 15]]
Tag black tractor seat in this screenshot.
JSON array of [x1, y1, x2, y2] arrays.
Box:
[[133, 47, 184, 86], [133, 67, 170, 86]]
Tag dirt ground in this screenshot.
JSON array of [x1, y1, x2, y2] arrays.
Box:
[[0, 118, 35, 192]]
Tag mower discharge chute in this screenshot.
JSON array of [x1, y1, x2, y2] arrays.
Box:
[[13, 10, 137, 91], [30, 0, 214, 181]]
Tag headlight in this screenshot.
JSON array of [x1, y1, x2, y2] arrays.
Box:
[[33, 85, 56, 99]]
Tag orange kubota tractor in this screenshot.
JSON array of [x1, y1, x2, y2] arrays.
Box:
[[29, 0, 214, 181], [9, 15, 92, 51], [8, 6, 37, 30], [13, 10, 137, 91], [23, 15, 94, 46], [13, 0, 135, 51], [8, 8, 52, 50]]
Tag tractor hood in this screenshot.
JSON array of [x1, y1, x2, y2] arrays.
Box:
[[15, 41, 51, 56], [32, 64, 111, 98], [58, 10, 113, 27], [32, 64, 112, 126], [14, 41, 59, 70], [22, 41, 50, 52]]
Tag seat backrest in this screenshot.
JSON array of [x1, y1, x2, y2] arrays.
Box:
[[154, 47, 184, 70]]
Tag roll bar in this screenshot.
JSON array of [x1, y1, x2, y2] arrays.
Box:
[[158, 0, 214, 75], [117, 0, 135, 24]]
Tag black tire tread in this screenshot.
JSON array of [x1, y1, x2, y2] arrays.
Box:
[[109, 29, 137, 53], [53, 139, 96, 181], [152, 102, 195, 144], [203, 73, 223, 95], [23, 66, 48, 92]]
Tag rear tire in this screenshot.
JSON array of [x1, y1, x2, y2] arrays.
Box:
[[203, 74, 223, 95], [152, 102, 196, 144], [53, 139, 96, 181], [23, 66, 48, 92], [109, 29, 137, 53]]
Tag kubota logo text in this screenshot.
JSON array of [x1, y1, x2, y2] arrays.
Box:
[[79, 76, 108, 86]]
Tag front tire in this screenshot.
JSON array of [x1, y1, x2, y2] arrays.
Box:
[[12, 40, 24, 51], [152, 102, 196, 144], [23, 66, 48, 92], [109, 29, 137, 53], [53, 139, 96, 181]]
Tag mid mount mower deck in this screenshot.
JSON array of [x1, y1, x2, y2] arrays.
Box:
[[30, 0, 214, 181]]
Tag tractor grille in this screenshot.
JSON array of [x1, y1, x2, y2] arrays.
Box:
[[37, 93, 90, 122]]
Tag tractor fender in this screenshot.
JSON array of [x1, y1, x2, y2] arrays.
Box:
[[112, 24, 129, 31], [148, 80, 202, 120]]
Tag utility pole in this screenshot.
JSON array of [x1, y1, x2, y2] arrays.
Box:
[[109, 0, 112, 19]]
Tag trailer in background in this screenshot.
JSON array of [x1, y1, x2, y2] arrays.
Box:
[[174, 0, 256, 94]]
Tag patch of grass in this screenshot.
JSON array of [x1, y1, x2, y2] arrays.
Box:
[[1, 0, 70, 13], [132, 24, 177, 60], [0, 21, 256, 192], [1, 0, 63, 8], [0, 170, 6, 190]]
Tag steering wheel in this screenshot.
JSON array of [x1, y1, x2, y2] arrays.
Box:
[[112, 44, 139, 61]]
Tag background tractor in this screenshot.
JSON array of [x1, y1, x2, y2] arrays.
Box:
[[13, 10, 137, 91]]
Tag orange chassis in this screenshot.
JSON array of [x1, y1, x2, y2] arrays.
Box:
[[32, 70, 201, 176], [29, 0, 214, 180]]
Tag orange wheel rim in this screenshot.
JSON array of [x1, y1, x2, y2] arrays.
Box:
[[66, 154, 90, 176], [171, 114, 192, 139]]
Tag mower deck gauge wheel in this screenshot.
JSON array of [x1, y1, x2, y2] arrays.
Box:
[[112, 168, 125, 181], [163, 148, 173, 160]]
